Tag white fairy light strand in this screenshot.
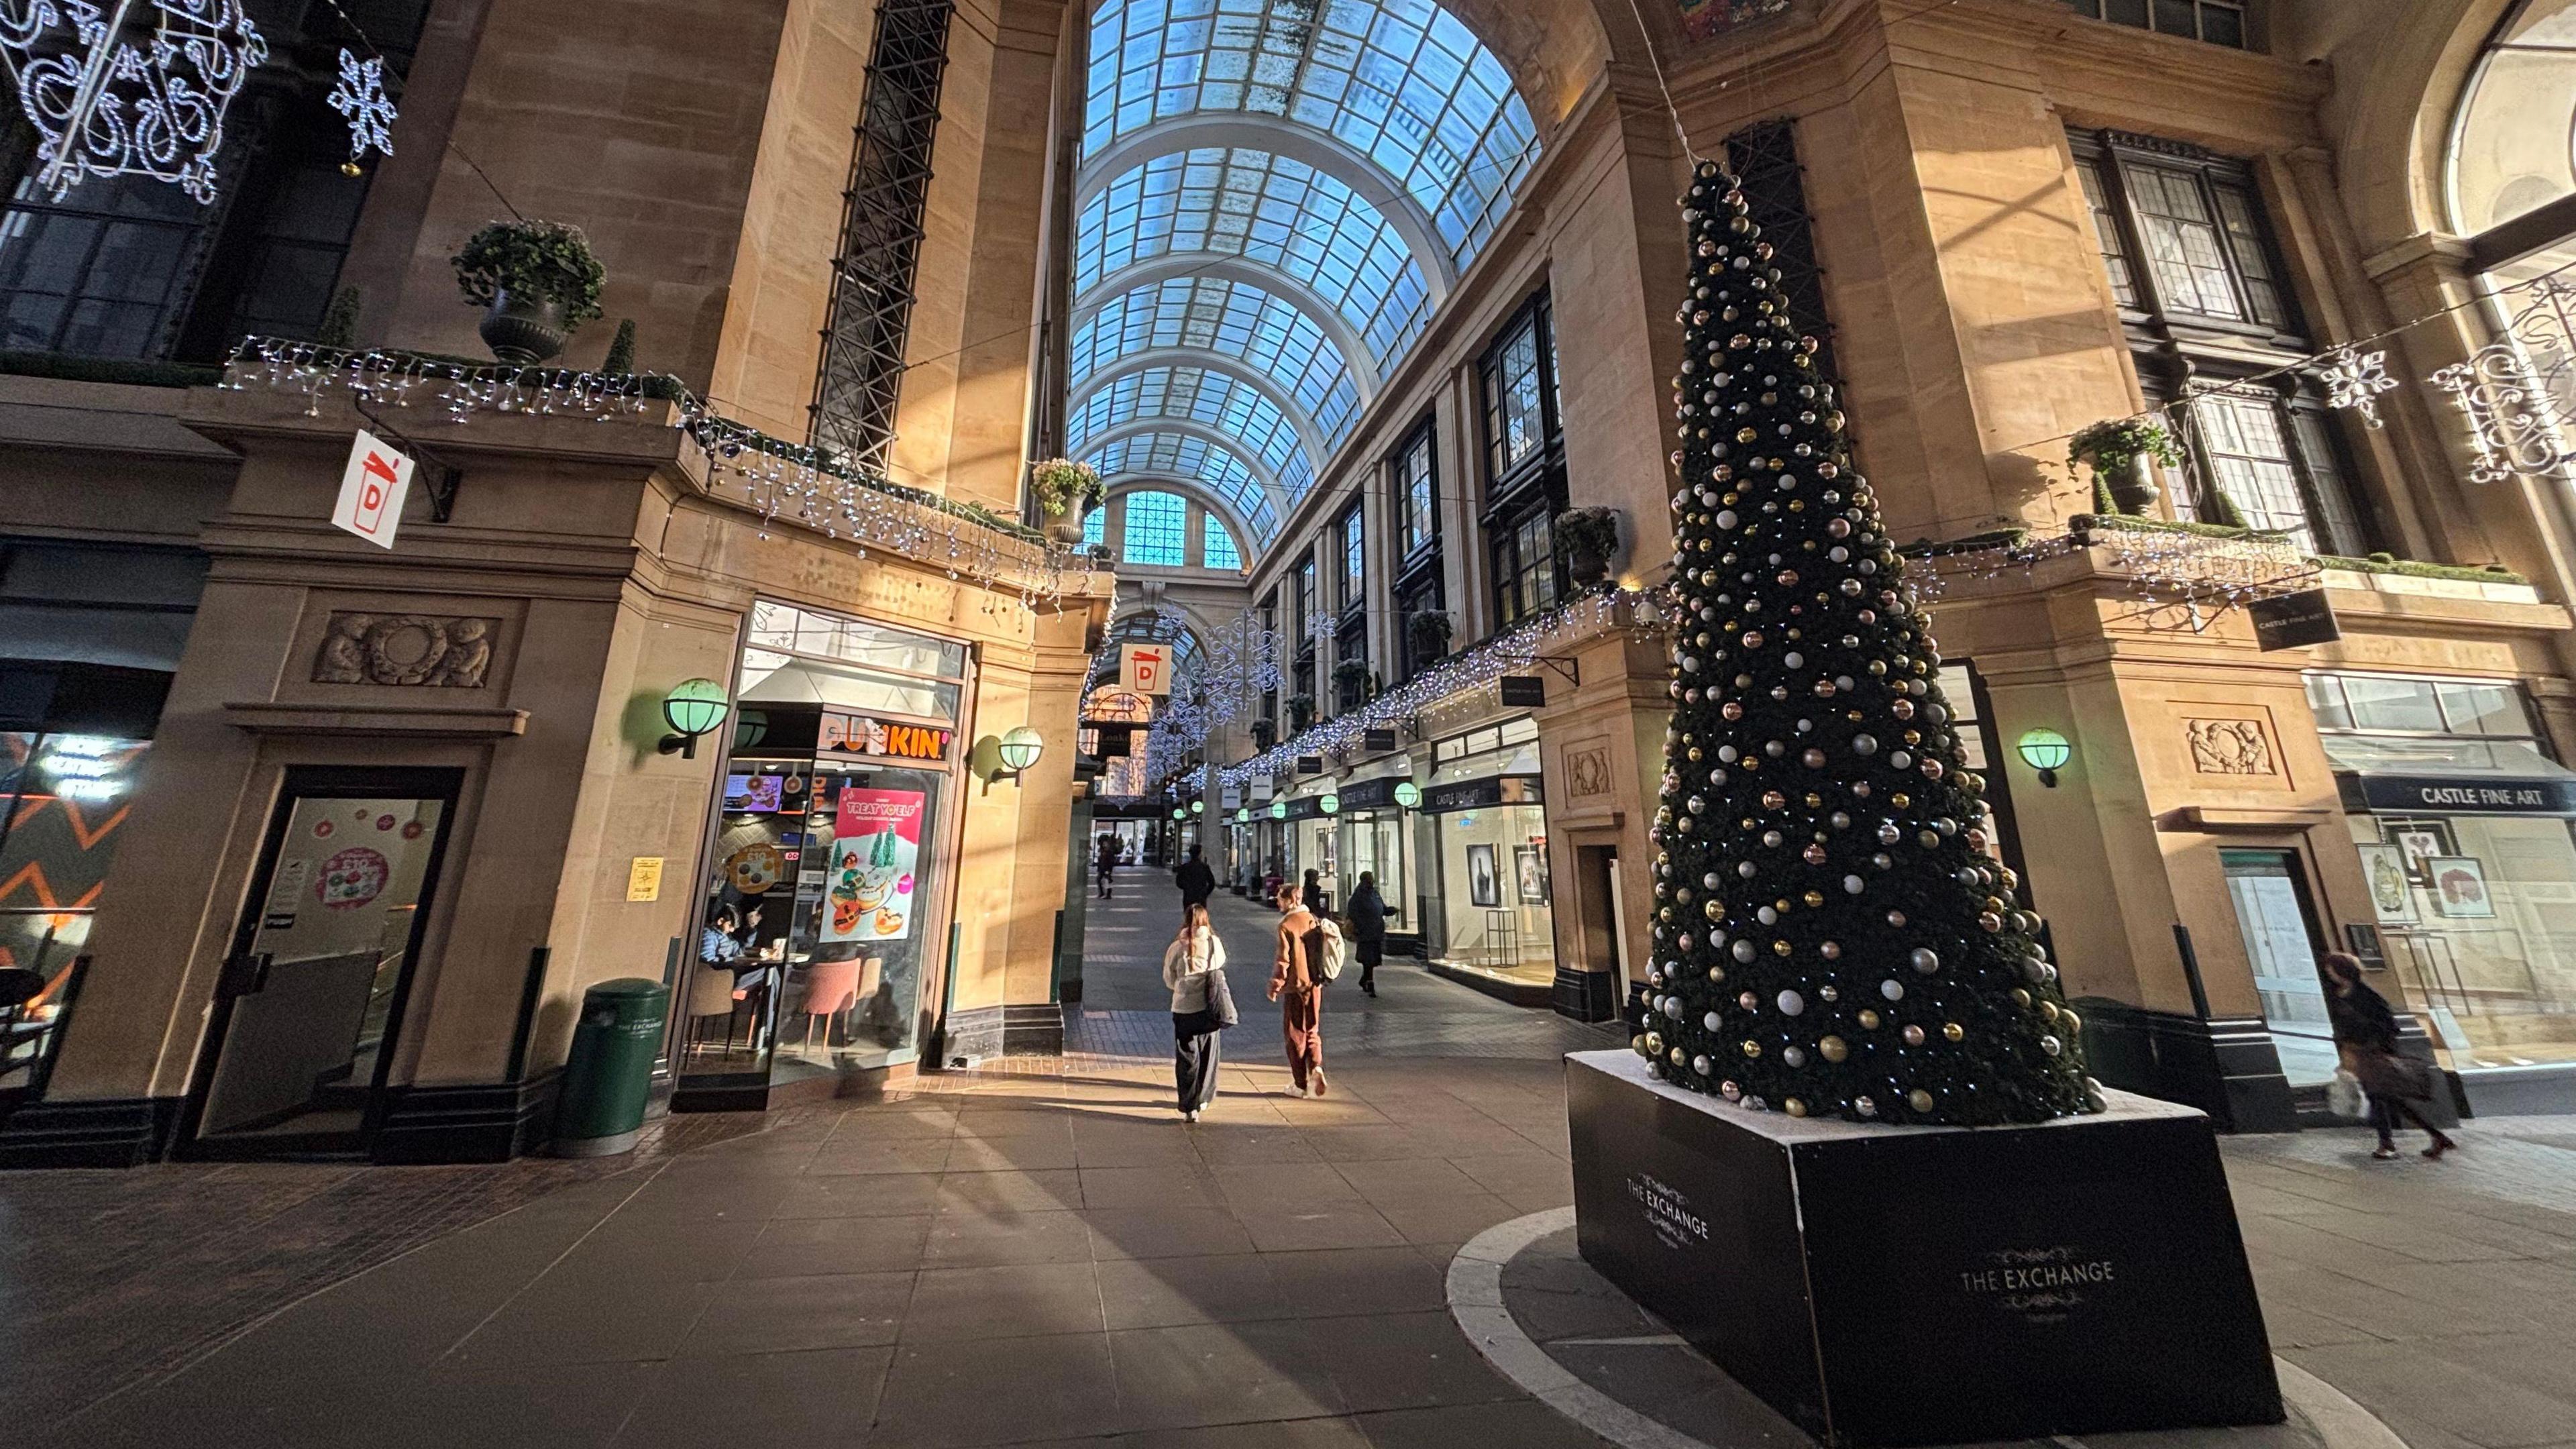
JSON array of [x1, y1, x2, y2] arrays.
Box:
[[222, 337, 1089, 601]]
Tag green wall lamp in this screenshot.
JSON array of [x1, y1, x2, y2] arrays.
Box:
[[1320, 792, 1340, 815], [1190, 800, 1205, 815], [970, 724, 1047, 793], [1393, 781, 1421, 808], [659, 678, 731, 758], [1269, 800, 1287, 820], [2016, 727, 2073, 788]]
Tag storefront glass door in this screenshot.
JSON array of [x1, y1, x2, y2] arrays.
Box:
[[191, 769, 458, 1153], [2222, 847, 2334, 1085]]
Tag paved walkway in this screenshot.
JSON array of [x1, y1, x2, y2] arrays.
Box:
[[0, 871, 2571, 1448]]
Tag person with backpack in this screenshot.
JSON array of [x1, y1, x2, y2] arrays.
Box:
[[1174, 845, 1216, 911], [1162, 901, 1232, 1121], [1268, 881, 1341, 1097], [1344, 871, 1385, 998]]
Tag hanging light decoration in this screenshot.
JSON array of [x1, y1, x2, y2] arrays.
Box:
[[4, 1, 270, 204]]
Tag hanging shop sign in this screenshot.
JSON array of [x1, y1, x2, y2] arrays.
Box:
[[1362, 728, 1399, 752], [1421, 774, 1546, 813], [1296, 755, 1325, 775], [1220, 784, 1243, 811], [1250, 776, 1275, 802], [331, 429, 414, 549], [2340, 773, 2576, 816], [820, 712, 953, 761], [1498, 676, 1547, 708], [1120, 643, 1174, 696], [2249, 590, 2341, 652], [1277, 796, 1328, 821]]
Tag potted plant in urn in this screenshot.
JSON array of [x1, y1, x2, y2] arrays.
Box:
[[451, 220, 607, 365], [1287, 693, 1316, 734], [1029, 458, 1103, 545], [1555, 505, 1622, 588], [1406, 609, 1452, 670], [1332, 657, 1373, 711], [2068, 417, 2184, 516]]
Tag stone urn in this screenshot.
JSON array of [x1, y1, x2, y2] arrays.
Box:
[[479, 288, 570, 365], [1044, 506, 1089, 547], [2110, 451, 2164, 515]]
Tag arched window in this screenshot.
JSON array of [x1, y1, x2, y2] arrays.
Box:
[[1203, 515, 1242, 570], [1121, 490, 1189, 566], [1081, 504, 1106, 548], [2450, 0, 2576, 286]]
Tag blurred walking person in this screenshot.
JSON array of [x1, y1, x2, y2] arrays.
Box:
[[1175, 845, 1216, 912], [1344, 871, 1386, 998], [2325, 952, 2456, 1161]]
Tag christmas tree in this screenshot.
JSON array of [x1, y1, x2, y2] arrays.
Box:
[[1636, 160, 2103, 1127]]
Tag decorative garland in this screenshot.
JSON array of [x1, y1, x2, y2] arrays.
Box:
[[223, 338, 1086, 601]]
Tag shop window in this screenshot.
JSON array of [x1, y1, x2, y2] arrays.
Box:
[[2063, 0, 2247, 48], [2308, 669, 2576, 1076], [1120, 490, 1188, 566], [1480, 292, 1566, 633], [2070, 129, 2373, 557], [0, 1, 433, 362], [1201, 515, 1241, 570], [685, 604, 971, 1104]]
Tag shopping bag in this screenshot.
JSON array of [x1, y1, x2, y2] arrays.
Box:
[[1204, 959, 1240, 1029], [2326, 1069, 2365, 1121]]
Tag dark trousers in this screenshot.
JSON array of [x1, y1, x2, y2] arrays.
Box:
[[1097, 865, 1114, 898], [2368, 1091, 2443, 1148], [1173, 1010, 1222, 1111], [1355, 938, 1382, 993]]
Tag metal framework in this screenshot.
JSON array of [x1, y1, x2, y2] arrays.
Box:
[[810, 0, 957, 470], [1727, 119, 1839, 386]]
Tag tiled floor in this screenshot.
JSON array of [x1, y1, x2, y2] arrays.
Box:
[[3, 873, 2575, 1448]]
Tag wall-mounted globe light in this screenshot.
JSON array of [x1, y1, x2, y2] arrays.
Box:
[[997, 726, 1045, 773], [2016, 727, 2073, 788], [1269, 800, 1287, 820], [1236, 808, 1251, 823], [1393, 782, 1421, 808], [659, 678, 731, 758], [1190, 800, 1205, 815], [1173, 808, 1187, 820], [1320, 793, 1340, 815]]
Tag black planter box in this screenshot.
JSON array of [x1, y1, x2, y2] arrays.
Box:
[[1567, 1049, 2281, 1448]]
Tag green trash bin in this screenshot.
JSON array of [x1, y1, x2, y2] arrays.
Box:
[[553, 977, 669, 1157]]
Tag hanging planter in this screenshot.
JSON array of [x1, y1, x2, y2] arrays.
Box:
[[1406, 610, 1453, 667], [452, 220, 606, 365], [1028, 458, 1103, 545], [2068, 419, 2183, 516]]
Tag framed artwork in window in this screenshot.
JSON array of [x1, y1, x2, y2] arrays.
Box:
[[2427, 857, 2495, 920], [2358, 842, 2417, 925], [1515, 844, 1550, 906], [1466, 844, 1500, 908]]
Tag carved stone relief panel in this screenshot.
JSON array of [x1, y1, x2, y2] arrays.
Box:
[[312, 612, 500, 688], [2184, 716, 2277, 777], [1566, 742, 1614, 798]]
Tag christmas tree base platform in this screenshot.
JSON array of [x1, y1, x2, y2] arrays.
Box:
[[1567, 1049, 2282, 1448]]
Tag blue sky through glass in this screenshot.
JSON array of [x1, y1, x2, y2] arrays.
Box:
[[1067, 365, 1316, 496], [1203, 513, 1243, 569], [1085, 431, 1280, 537], [1071, 276, 1360, 443]]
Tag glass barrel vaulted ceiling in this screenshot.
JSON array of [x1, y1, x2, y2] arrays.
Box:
[[1067, 0, 1540, 560]]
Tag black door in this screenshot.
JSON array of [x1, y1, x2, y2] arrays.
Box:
[[182, 767, 462, 1156]]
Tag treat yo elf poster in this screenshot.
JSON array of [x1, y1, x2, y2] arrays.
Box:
[[822, 788, 926, 942]]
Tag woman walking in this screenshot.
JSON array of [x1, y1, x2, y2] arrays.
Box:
[[2324, 952, 2456, 1161], [1345, 871, 1386, 998], [1269, 883, 1328, 1097], [1163, 902, 1229, 1121]]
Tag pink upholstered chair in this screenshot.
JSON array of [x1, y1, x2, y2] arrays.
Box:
[[798, 959, 863, 1055]]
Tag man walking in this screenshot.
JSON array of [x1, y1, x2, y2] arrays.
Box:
[[1096, 833, 1120, 899], [1175, 845, 1216, 912]]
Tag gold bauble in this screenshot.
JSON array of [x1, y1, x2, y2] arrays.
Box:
[[2061, 1009, 2083, 1034], [1942, 1022, 1966, 1042], [1907, 1089, 1935, 1112], [1803, 890, 1825, 908], [1857, 1009, 1881, 1030], [1784, 1098, 1808, 1118], [2012, 988, 2033, 1009], [1741, 1040, 1762, 1058], [2039, 1000, 2060, 1022], [1818, 1035, 1849, 1063]]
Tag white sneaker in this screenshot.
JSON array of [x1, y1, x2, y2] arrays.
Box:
[[1183, 1110, 1200, 1123]]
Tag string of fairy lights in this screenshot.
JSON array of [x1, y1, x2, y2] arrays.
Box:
[[223, 337, 1097, 604]]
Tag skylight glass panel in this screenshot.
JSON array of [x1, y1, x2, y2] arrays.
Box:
[[1084, 0, 1539, 270], [1082, 504, 1106, 547], [1066, 365, 1316, 498], [1203, 513, 1243, 569], [1083, 430, 1281, 539], [1122, 490, 1190, 566], [1073, 148, 1431, 368], [1069, 276, 1360, 442]]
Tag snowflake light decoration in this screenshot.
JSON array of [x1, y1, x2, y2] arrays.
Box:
[[327, 46, 396, 162], [0, 0, 270, 204], [2321, 345, 2398, 428]]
